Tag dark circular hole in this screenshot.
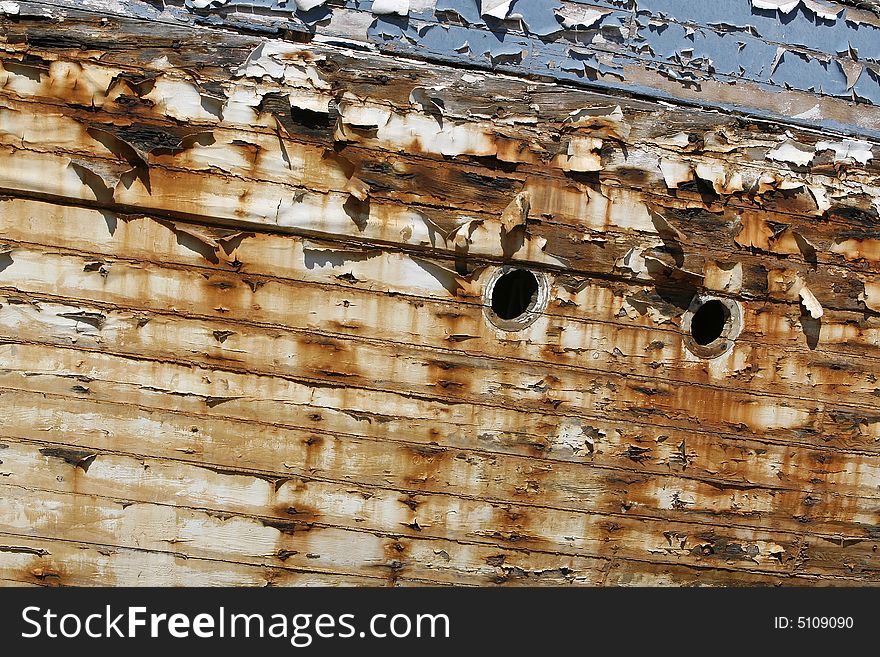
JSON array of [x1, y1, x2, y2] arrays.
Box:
[[690, 299, 729, 346], [491, 269, 539, 320]]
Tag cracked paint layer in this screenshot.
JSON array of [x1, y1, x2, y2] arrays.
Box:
[[18, 0, 880, 137]]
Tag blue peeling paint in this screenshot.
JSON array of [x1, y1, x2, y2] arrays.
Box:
[[42, 0, 880, 138]]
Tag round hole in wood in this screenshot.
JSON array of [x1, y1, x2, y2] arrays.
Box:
[[681, 295, 742, 359], [484, 266, 548, 331]]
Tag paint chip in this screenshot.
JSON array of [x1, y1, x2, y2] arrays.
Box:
[[799, 286, 823, 319], [815, 139, 874, 164], [481, 0, 513, 20], [557, 6, 611, 29], [372, 0, 409, 16], [766, 140, 814, 166], [295, 0, 328, 10]]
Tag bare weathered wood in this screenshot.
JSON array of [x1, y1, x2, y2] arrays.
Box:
[[3, 374, 880, 573]]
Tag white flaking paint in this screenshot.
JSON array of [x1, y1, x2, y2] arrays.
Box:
[[337, 96, 496, 158], [753, 0, 842, 18], [556, 6, 612, 29], [766, 140, 814, 166], [295, 0, 328, 10], [480, 0, 513, 19], [615, 247, 650, 277], [0, 1, 20, 14], [371, 0, 409, 15], [499, 191, 530, 233], [815, 139, 874, 164], [704, 262, 743, 293], [658, 132, 692, 149], [143, 78, 219, 123], [807, 185, 831, 213], [557, 137, 603, 172], [659, 158, 694, 188], [695, 161, 744, 194], [799, 286, 824, 319], [238, 43, 331, 88], [861, 282, 880, 312], [238, 44, 285, 80], [752, 0, 803, 13], [767, 269, 824, 318], [802, 0, 844, 19], [337, 96, 393, 128]]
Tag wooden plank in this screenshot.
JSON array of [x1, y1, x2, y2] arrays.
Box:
[[0, 483, 619, 586], [1, 344, 878, 505], [3, 434, 880, 584], [0, 37, 877, 322], [0, 248, 876, 448], [3, 381, 880, 555], [0, 198, 876, 370], [0, 89, 878, 319], [0, 225, 876, 414], [11, 0, 880, 139], [0, 531, 390, 587]]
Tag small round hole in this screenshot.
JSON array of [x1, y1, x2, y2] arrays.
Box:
[[491, 269, 539, 320], [483, 266, 548, 331], [690, 299, 728, 346], [681, 295, 743, 359]]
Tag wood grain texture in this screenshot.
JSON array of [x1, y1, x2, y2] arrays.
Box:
[[0, 3, 878, 586]]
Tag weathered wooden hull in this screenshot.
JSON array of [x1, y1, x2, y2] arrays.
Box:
[[0, 0, 879, 586]]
